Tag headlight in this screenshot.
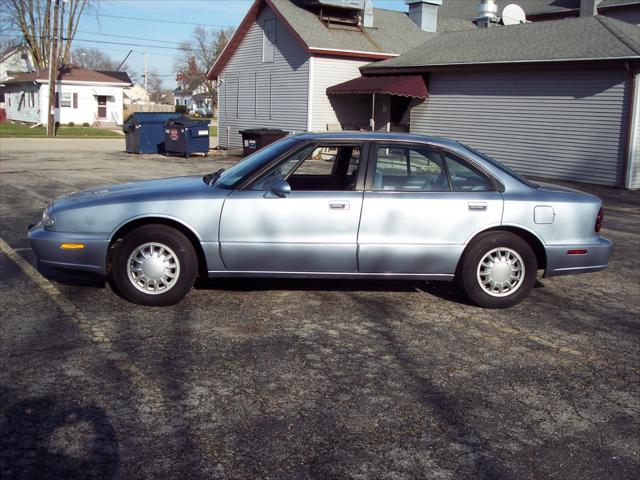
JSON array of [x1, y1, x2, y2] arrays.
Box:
[[42, 204, 55, 228]]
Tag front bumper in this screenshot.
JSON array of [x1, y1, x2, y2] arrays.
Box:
[[27, 223, 110, 275], [543, 236, 613, 278]]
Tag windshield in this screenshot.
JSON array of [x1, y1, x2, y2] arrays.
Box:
[[213, 137, 299, 189], [461, 143, 538, 188]]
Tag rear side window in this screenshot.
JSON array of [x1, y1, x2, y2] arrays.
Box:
[[442, 152, 493, 192]]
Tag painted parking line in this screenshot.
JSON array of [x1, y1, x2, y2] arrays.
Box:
[[0, 236, 165, 405], [5, 182, 51, 204]]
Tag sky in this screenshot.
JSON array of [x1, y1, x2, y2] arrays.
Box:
[[71, 0, 409, 89]]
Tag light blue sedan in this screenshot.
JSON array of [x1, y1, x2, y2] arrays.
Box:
[[28, 132, 612, 308]]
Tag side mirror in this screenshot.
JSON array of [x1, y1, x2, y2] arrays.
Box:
[[264, 179, 291, 198]]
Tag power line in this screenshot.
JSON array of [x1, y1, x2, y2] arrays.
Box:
[[73, 29, 186, 45], [82, 12, 236, 28], [0, 33, 185, 51]]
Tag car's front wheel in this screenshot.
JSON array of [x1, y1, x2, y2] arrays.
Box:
[[111, 225, 197, 306], [458, 231, 537, 308]]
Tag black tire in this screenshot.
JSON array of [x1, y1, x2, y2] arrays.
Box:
[[458, 231, 537, 309], [111, 224, 197, 306]]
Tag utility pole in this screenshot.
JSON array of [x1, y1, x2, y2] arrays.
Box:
[[47, 0, 61, 136], [144, 52, 148, 104]]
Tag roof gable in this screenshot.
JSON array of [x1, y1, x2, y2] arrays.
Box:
[[363, 15, 640, 72], [208, 0, 432, 79]]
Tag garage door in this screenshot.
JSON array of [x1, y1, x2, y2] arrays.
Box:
[[410, 68, 630, 187]]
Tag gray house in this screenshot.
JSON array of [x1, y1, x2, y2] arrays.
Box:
[[358, 13, 640, 189], [208, 0, 434, 149], [211, 0, 639, 188]]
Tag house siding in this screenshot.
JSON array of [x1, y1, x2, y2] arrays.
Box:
[[6, 82, 125, 126], [410, 68, 631, 187], [218, 5, 309, 149], [310, 56, 369, 131], [4, 84, 40, 123], [629, 72, 640, 189]]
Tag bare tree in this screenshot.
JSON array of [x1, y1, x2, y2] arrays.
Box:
[[74, 47, 132, 73], [146, 70, 164, 103], [6, 0, 91, 69], [174, 26, 234, 111]]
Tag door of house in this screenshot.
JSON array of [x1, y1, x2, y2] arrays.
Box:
[[97, 96, 107, 118]]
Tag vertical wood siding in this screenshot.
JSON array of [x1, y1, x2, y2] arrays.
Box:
[[310, 56, 369, 131], [218, 5, 309, 149], [410, 68, 631, 187]]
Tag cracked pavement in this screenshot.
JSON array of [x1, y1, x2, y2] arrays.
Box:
[[0, 138, 638, 479]]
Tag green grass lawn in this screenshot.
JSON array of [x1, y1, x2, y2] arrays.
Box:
[[0, 123, 121, 138]]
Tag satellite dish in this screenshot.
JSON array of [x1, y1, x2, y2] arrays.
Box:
[[502, 4, 527, 25]]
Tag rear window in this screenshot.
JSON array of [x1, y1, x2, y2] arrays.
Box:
[[461, 143, 537, 188]]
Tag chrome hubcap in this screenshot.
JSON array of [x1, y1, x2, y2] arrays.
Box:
[[127, 242, 180, 295], [477, 247, 525, 297]]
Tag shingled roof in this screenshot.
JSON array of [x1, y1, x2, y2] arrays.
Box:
[[5, 65, 132, 85], [438, 0, 640, 20], [362, 15, 640, 72], [208, 0, 433, 79], [269, 0, 433, 55]]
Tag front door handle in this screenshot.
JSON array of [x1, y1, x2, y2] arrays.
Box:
[[468, 202, 487, 211], [329, 201, 350, 210]]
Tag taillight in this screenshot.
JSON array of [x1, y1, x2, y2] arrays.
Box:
[[595, 207, 604, 233]]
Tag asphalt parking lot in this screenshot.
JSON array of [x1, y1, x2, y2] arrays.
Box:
[[1, 138, 639, 479]]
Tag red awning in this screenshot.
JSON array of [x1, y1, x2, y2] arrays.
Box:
[[326, 75, 428, 98]]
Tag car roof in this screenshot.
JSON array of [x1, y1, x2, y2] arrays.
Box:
[[291, 131, 461, 148]]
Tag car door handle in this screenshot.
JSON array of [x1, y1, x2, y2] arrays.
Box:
[[468, 202, 487, 211], [329, 201, 349, 210]]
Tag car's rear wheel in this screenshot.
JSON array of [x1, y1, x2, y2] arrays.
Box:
[[458, 231, 537, 308], [111, 225, 197, 306]]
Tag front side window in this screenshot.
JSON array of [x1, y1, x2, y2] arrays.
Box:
[[252, 144, 361, 191], [60, 92, 72, 108], [373, 145, 449, 192]]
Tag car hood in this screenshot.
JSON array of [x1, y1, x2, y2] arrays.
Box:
[[53, 176, 214, 210]]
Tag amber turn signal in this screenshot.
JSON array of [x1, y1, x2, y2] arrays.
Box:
[[60, 243, 85, 250]]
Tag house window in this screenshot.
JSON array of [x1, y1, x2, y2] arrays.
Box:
[[73, 92, 78, 108], [28, 92, 35, 108], [263, 18, 276, 63], [60, 92, 72, 108], [7, 94, 11, 107]]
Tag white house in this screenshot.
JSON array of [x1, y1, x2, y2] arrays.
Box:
[[124, 83, 149, 105], [1, 44, 36, 108], [174, 81, 214, 115], [4, 65, 131, 126]]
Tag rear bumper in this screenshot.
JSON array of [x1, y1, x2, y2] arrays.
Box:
[[27, 223, 109, 275], [543, 236, 613, 278]]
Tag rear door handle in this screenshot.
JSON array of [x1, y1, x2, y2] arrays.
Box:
[[468, 202, 487, 211], [329, 201, 350, 210]]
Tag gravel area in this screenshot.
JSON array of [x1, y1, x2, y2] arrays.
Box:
[[1, 138, 638, 479]]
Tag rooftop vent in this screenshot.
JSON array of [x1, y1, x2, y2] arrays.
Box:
[[304, 0, 371, 29], [476, 0, 499, 28]]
